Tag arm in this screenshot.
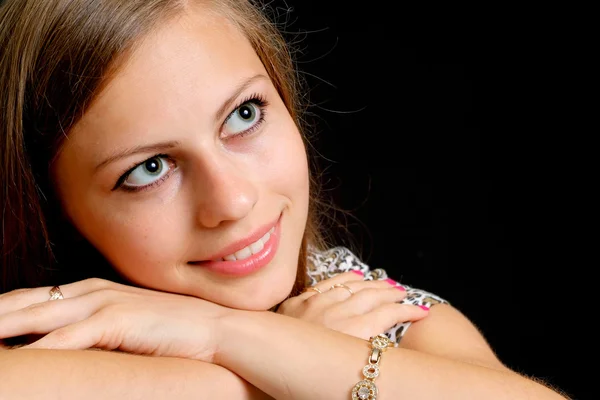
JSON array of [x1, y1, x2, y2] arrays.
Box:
[[1, 280, 568, 399], [0, 349, 271, 400], [215, 305, 570, 400]]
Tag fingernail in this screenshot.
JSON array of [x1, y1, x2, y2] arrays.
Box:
[[385, 279, 406, 291], [419, 305, 430, 311], [385, 278, 397, 285], [351, 270, 364, 276]]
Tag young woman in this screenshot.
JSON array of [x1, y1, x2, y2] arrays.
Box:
[[0, 0, 569, 398]]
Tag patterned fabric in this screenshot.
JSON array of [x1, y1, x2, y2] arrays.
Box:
[[306, 246, 449, 346]]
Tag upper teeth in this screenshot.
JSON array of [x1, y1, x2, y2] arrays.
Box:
[[222, 227, 274, 261]]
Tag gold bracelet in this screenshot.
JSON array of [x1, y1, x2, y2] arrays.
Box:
[[351, 334, 393, 400]]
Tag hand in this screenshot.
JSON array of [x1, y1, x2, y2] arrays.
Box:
[[0, 278, 234, 362], [276, 271, 429, 340]]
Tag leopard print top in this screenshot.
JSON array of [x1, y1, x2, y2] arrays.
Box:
[[306, 246, 449, 346]]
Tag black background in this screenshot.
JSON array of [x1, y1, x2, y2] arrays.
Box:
[[0, 0, 588, 397], [274, 1, 588, 399]]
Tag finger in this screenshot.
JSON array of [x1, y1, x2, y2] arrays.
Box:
[[328, 287, 408, 317], [281, 278, 391, 313], [317, 270, 367, 288], [287, 271, 366, 309], [23, 317, 105, 351], [308, 278, 400, 306], [0, 279, 108, 315], [298, 270, 369, 300], [0, 278, 162, 316], [0, 290, 113, 339], [350, 303, 430, 337]]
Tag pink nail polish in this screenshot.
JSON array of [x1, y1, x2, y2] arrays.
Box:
[[419, 305, 430, 311], [385, 279, 406, 291], [351, 270, 364, 276]]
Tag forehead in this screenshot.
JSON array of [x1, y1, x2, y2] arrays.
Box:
[[68, 6, 268, 152]]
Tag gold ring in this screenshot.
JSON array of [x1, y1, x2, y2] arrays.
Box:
[[48, 286, 64, 301], [304, 287, 323, 294], [330, 283, 354, 296]]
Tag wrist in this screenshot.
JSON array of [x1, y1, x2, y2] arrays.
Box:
[[213, 308, 266, 366], [212, 308, 372, 400]]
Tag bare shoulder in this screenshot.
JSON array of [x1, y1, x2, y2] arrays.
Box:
[[400, 303, 510, 371]]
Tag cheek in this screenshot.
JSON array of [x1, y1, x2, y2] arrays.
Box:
[[54, 147, 171, 267], [72, 194, 188, 278], [263, 125, 309, 203]]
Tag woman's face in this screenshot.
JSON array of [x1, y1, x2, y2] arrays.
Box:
[[53, 7, 309, 310]]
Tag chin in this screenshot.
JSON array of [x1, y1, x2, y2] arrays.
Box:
[[219, 263, 299, 311], [213, 289, 290, 311]]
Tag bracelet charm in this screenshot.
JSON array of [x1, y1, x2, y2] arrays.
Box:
[[351, 334, 392, 400]]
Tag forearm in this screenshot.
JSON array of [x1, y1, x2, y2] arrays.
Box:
[[216, 311, 568, 400], [0, 349, 269, 400]]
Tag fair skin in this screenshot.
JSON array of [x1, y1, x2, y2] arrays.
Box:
[[53, 7, 309, 312], [0, 4, 568, 400]]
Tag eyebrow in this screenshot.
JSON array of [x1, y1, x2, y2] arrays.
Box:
[[94, 74, 267, 171], [95, 141, 180, 171], [215, 74, 268, 122]]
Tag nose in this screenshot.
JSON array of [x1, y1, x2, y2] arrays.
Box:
[[192, 157, 258, 228]]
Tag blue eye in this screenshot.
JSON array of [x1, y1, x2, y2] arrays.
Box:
[[122, 156, 173, 190], [223, 98, 266, 137]]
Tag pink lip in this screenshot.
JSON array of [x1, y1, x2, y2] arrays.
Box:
[[189, 215, 281, 277]]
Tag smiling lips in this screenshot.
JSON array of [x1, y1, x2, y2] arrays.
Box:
[[189, 215, 281, 277], [220, 226, 274, 261]]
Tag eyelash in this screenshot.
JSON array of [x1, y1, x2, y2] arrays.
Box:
[[113, 94, 269, 192], [223, 93, 268, 138], [112, 154, 174, 192]]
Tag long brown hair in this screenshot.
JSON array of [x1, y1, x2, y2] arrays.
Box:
[[0, 0, 328, 295]]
